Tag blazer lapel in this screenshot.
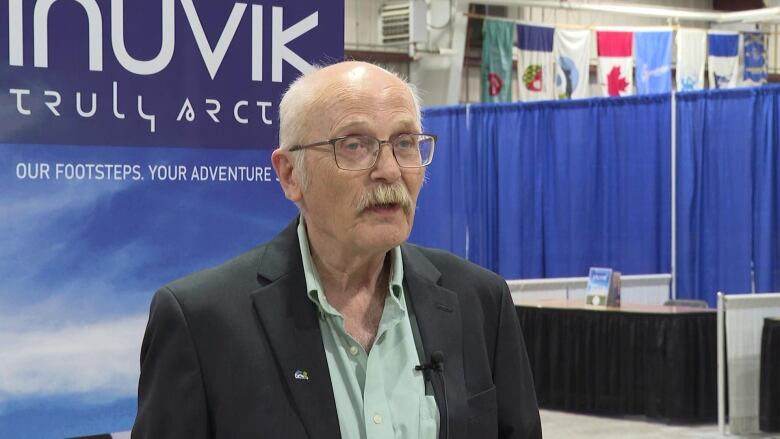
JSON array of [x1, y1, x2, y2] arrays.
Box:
[[402, 245, 468, 439], [250, 220, 341, 439]]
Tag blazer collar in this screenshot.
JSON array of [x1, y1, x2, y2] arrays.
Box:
[[251, 218, 342, 439], [402, 244, 468, 439]]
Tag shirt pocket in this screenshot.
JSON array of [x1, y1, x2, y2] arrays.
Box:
[[466, 385, 498, 438]]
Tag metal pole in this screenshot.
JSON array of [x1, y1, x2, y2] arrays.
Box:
[[671, 90, 677, 300], [717, 292, 726, 435]]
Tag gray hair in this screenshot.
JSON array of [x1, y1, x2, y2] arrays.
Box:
[[277, 62, 423, 191]]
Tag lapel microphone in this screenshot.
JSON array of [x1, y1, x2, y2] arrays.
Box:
[[416, 351, 448, 439]]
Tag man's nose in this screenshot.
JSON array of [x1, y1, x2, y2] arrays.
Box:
[[371, 142, 402, 181]]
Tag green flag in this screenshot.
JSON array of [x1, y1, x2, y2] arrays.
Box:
[[481, 20, 514, 103]]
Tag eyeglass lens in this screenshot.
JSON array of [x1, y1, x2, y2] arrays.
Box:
[[334, 134, 434, 170]]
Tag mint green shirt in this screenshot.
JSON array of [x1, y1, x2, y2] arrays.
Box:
[[297, 220, 439, 439]]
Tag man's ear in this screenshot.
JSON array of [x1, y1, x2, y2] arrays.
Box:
[[271, 148, 303, 202]]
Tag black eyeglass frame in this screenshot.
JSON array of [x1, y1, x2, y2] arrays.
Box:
[[288, 133, 437, 171]]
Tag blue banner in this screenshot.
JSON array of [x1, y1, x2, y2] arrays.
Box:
[[634, 31, 672, 95], [743, 32, 768, 83], [517, 24, 554, 52], [708, 33, 739, 57], [0, 1, 343, 437]]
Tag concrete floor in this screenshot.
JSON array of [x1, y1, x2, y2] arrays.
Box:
[[540, 410, 780, 439]]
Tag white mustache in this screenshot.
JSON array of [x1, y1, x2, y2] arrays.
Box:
[[355, 184, 413, 214]]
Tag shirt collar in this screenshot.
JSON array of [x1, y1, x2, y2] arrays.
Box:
[[297, 217, 406, 315]]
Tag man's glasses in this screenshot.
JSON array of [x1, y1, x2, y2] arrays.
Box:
[[289, 133, 436, 171]]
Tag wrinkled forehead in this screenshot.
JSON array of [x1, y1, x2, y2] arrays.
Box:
[[307, 69, 420, 135]]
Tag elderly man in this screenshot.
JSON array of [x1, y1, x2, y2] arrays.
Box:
[[132, 61, 541, 439]]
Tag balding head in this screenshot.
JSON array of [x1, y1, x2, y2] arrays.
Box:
[[278, 61, 422, 152]]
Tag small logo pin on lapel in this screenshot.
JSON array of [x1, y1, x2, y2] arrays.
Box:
[[294, 370, 309, 380]]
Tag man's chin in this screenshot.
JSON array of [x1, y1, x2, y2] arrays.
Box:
[[357, 223, 410, 249]]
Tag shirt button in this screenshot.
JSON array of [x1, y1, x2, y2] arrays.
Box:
[[349, 345, 359, 356], [372, 414, 383, 424]]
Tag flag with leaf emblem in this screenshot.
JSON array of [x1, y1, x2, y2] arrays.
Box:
[[597, 31, 633, 97], [517, 24, 555, 101], [481, 20, 514, 103]]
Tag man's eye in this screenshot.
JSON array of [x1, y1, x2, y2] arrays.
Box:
[[341, 137, 367, 149], [395, 136, 416, 149]]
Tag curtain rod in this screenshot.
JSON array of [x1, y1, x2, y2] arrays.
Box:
[[463, 12, 779, 33]]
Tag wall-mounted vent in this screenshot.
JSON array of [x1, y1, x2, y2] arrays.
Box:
[[380, 1, 428, 45]]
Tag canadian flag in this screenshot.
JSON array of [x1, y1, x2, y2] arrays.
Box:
[[597, 31, 634, 97]]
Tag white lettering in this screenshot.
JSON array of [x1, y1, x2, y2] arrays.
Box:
[[9, 88, 31, 115], [177, 98, 195, 122], [76, 92, 97, 117], [272, 7, 317, 82], [112, 81, 125, 119], [180, 0, 246, 79], [234, 101, 249, 124], [111, 0, 175, 75], [205, 99, 221, 122], [44, 90, 61, 116], [251, 5, 262, 81], [257, 101, 272, 125], [138, 95, 156, 132], [34, 0, 103, 71], [9, 0, 23, 66], [16, 162, 51, 179]]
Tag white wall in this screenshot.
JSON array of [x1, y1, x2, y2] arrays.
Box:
[[345, 1, 778, 105]]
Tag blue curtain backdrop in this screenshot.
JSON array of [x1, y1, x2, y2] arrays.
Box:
[[543, 96, 671, 278], [413, 87, 780, 306], [413, 95, 672, 280], [676, 89, 754, 305], [752, 88, 780, 294], [676, 86, 780, 305]]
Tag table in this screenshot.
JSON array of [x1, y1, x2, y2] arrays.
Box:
[[515, 299, 717, 422], [760, 317, 780, 432]]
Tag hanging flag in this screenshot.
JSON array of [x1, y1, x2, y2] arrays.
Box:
[[675, 29, 707, 91], [481, 20, 514, 103], [634, 31, 672, 94], [517, 24, 555, 101], [708, 31, 739, 89], [743, 31, 768, 86], [597, 31, 633, 97], [553, 29, 591, 100]]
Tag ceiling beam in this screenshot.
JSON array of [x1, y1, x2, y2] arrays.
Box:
[[473, 0, 780, 23]]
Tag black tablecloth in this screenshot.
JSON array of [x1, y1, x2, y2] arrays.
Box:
[[516, 304, 717, 422], [760, 317, 780, 432]]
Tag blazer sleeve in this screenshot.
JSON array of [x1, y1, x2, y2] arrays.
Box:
[[493, 284, 543, 439], [132, 287, 210, 439]]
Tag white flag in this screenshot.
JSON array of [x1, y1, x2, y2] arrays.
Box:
[[553, 29, 591, 100], [517, 24, 555, 101], [707, 31, 739, 89], [676, 29, 706, 91]]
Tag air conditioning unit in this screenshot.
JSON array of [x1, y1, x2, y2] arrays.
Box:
[[380, 1, 428, 45]]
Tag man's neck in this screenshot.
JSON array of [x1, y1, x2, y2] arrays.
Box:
[[308, 236, 390, 298], [305, 223, 393, 351]]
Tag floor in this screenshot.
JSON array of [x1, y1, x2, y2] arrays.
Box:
[[540, 410, 780, 439]]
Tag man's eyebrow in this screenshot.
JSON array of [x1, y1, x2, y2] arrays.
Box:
[[332, 118, 421, 136]]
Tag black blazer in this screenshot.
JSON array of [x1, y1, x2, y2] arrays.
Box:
[[132, 221, 542, 438]]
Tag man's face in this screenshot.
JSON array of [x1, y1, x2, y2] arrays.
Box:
[[296, 65, 424, 255]]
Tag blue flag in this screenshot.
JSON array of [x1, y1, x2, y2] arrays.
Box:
[[743, 32, 768, 84], [634, 31, 672, 95]]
